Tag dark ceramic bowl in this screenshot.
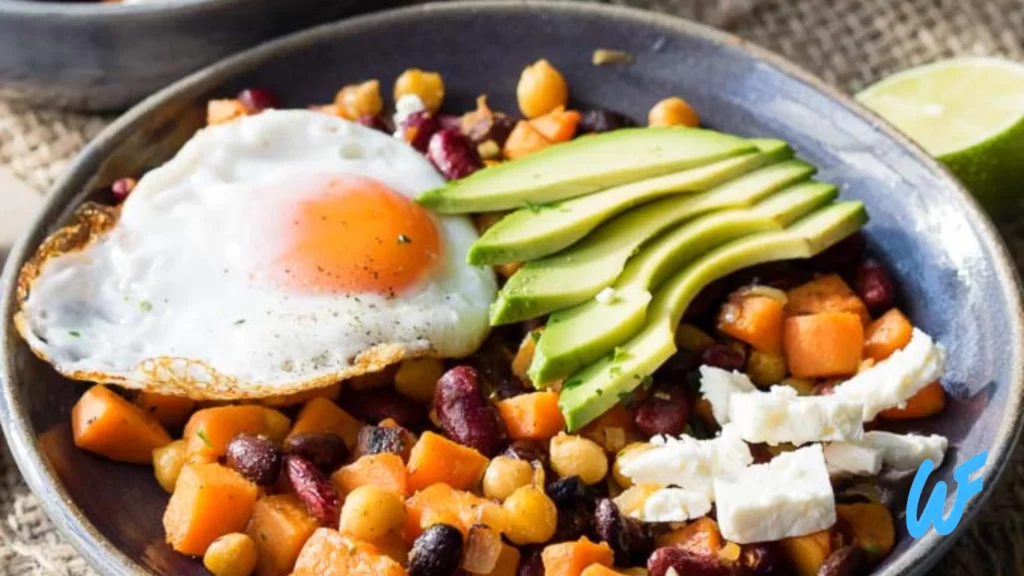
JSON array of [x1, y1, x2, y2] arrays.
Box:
[[2, 2, 1022, 575], [0, 0, 364, 111]]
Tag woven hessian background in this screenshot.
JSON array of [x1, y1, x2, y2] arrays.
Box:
[[2, 0, 1024, 574]]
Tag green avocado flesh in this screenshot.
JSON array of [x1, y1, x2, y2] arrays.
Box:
[[488, 159, 816, 325], [529, 181, 838, 385], [558, 201, 869, 430], [418, 128, 755, 213], [468, 139, 792, 265]]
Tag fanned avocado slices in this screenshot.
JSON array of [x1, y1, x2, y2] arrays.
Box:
[[489, 159, 815, 325], [529, 181, 839, 385], [468, 139, 793, 266], [417, 127, 755, 213], [557, 201, 869, 430]]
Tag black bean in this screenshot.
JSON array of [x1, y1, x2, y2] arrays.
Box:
[[577, 109, 637, 134], [516, 546, 544, 576], [594, 498, 654, 566], [283, 433, 348, 473], [354, 424, 415, 461], [341, 388, 428, 431], [408, 524, 464, 576], [225, 434, 281, 486], [546, 476, 586, 509]]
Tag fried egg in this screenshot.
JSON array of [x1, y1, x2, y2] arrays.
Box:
[[15, 110, 497, 399]]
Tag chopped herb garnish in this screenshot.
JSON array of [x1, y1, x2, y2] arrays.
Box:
[[139, 300, 153, 312], [609, 366, 623, 378], [635, 373, 654, 389], [398, 233, 412, 244], [68, 330, 81, 338], [234, 319, 246, 326], [618, 391, 635, 408], [612, 347, 633, 363], [196, 429, 213, 448], [595, 389, 604, 396], [563, 378, 582, 390], [530, 330, 542, 343], [521, 200, 547, 213]]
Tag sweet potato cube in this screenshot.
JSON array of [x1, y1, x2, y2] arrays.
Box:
[[332, 453, 408, 497], [163, 463, 259, 555], [541, 537, 615, 576], [287, 397, 362, 449], [406, 431, 489, 493], [184, 405, 269, 460], [135, 392, 196, 430], [72, 385, 172, 464], [863, 308, 914, 362], [291, 529, 407, 576], [784, 312, 864, 378], [785, 274, 870, 325], [246, 495, 320, 576]]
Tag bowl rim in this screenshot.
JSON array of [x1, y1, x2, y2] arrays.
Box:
[[0, 0, 233, 18], [2, 2, 1022, 575]]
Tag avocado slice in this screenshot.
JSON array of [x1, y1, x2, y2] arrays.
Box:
[[418, 127, 755, 213], [530, 181, 838, 384], [489, 159, 816, 325], [468, 139, 792, 265], [557, 201, 869, 430]]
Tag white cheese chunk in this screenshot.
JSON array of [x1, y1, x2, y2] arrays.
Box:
[[638, 488, 713, 523], [392, 94, 426, 136], [595, 287, 617, 305], [699, 366, 757, 424], [823, 442, 883, 476], [728, 386, 864, 445], [715, 444, 836, 544], [833, 328, 946, 420], [618, 425, 752, 499]]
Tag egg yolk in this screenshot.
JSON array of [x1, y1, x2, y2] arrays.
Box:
[[274, 174, 441, 295]]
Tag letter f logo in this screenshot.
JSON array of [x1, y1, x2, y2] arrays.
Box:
[[906, 451, 987, 538]]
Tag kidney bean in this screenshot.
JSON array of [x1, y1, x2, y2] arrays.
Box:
[[577, 109, 638, 134], [284, 433, 348, 473], [357, 114, 392, 133], [633, 385, 691, 437], [437, 114, 463, 131], [740, 543, 785, 575], [855, 259, 897, 315], [401, 111, 441, 152], [647, 547, 731, 576], [516, 546, 545, 576], [285, 455, 341, 526], [341, 388, 428, 431], [552, 503, 592, 543], [428, 128, 483, 180], [434, 366, 506, 456], [111, 178, 136, 202], [225, 434, 281, 486], [700, 344, 746, 371], [468, 334, 529, 400], [504, 439, 550, 468], [817, 546, 868, 576], [236, 88, 279, 113], [811, 233, 865, 273], [466, 114, 516, 147], [594, 498, 654, 566], [354, 424, 416, 461], [408, 523, 464, 576]]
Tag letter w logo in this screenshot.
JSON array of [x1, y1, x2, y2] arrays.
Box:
[[906, 451, 987, 538]]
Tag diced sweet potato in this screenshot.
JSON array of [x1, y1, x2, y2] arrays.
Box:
[[332, 453, 408, 497], [541, 537, 615, 576], [503, 120, 552, 159], [406, 431, 489, 493], [654, 517, 723, 555], [784, 312, 864, 378], [291, 529, 407, 576], [404, 483, 507, 540], [246, 495, 319, 576], [207, 99, 247, 125], [134, 392, 196, 430], [287, 397, 362, 450], [718, 294, 785, 355], [785, 274, 870, 325], [780, 529, 832, 576], [863, 308, 914, 362], [528, 106, 582, 142], [497, 392, 566, 441], [72, 384, 172, 464], [836, 503, 895, 558], [512, 328, 543, 384], [184, 405, 269, 461], [163, 463, 259, 555], [879, 381, 946, 420]]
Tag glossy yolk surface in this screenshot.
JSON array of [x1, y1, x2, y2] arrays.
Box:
[[273, 175, 441, 295]]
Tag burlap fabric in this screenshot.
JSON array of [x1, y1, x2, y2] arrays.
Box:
[[2, 0, 1024, 574]]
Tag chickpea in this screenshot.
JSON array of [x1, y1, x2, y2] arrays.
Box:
[[335, 79, 384, 120], [648, 97, 700, 127], [549, 433, 608, 485], [482, 456, 534, 501], [747, 349, 787, 387], [502, 485, 557, 545], [203, 533, 257, 576], [394, 69, 445, 113], [262, 408, 291, 445], [339, 485, 407, 544], [153, 439, 188, 493], [516, 59, 569, 119], [395, 358, 446, 403]]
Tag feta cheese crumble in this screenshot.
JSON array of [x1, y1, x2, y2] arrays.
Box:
[[392, 94, 426, 137], [728, 386, 864, 445], [833, 328, 946, 420], [699, 366, 758, 424], [715, 444, 836, 543], [823, 442, 884, 476], [640, 488, 713, 523]]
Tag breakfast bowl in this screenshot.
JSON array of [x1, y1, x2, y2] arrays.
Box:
[[0, 0, 364, 111], [2, 2, 1022, 575]]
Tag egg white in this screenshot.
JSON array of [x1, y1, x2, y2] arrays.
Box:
[[16, 110, 497, 399]]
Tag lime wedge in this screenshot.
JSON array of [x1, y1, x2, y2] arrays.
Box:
[[856, 58, 1024, 212]]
